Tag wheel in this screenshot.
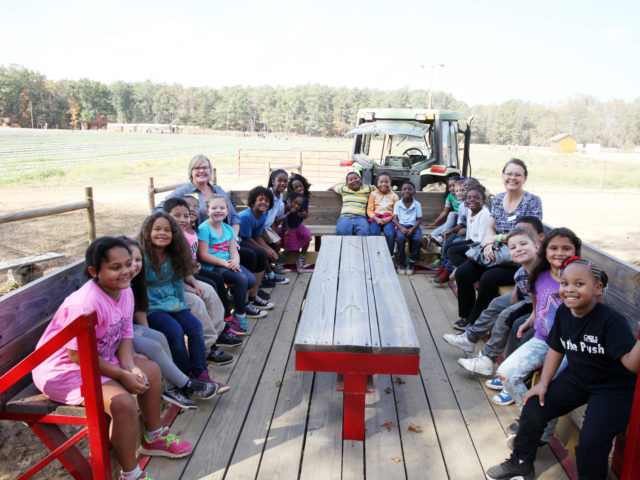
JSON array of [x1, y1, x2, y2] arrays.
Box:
[[402, 147, 424, 157]]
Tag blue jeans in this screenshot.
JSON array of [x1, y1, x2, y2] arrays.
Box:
[[440, 234, 466, 272], [369, 220, 395, 255], [147, 309, 207, 377], [396, 225, 422, 265], [336, 215, 369, 236], [212, 265, 256, 315]]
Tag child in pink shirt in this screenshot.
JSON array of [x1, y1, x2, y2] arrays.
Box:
[[32, 237, 192, 480]]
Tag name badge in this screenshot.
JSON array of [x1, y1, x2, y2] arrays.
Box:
[[507, 215, 517, 221]]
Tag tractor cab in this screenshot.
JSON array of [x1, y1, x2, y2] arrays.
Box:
[[346, 108, 472, 190]]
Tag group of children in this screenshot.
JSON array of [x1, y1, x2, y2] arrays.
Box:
[[435, 218, 640, 479], [333, 171, 424, 274], [29, 162, 640, 480], [30, 169, 317, 480]]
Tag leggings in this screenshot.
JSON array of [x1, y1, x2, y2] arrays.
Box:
[[212, 265, 256, 315], [132, 325, 188, 389], [195, 270, 232, 318], [514, 371, 634, 479], [239, 243, 266, 273], [147, 309, 207, 377]]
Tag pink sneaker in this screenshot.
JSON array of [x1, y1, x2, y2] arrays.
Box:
[[226, 316, 249, 336], [139, 427, 193, 458], [194, 370, 231, 395]]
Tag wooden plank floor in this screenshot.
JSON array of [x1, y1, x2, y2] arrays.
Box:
[[146, 272, 568, 480]]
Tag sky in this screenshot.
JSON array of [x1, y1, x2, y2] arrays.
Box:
[[3, 0, 639, 106]]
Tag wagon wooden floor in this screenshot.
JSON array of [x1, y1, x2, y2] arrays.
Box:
[[146, 273, 568, 480]]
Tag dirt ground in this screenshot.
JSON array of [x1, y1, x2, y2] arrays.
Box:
[[1, 171, 639, 478]]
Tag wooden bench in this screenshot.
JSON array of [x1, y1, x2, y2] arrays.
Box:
[[228, 189, 444, 249], [0, 260, 112, 479], [293, 235, 421, 440]]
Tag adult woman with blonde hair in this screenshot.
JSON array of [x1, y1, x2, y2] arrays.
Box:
[[156, 154, 273, 319]]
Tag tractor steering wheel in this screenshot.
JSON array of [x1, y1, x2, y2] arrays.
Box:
[[403, 147, 424, 157]]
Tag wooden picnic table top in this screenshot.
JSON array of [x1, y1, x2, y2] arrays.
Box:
[[294, 235, 420, 355], [145, 267, 567, 479]]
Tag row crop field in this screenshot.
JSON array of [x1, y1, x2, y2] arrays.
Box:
[[0, 128, 352, 186]]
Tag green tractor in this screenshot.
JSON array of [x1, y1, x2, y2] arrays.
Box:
[[344, 108, 473, 190]]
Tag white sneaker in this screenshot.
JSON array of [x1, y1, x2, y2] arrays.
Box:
[[457, 352, 494, 376], [442, 332, 475, 353], [397, 264, 406, 274]]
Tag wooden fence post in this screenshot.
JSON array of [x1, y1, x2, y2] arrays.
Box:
[[85, 187, 96, 242], [148, 177, 156, 212]]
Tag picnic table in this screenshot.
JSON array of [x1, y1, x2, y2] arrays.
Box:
[[294, 235, 420, 440]]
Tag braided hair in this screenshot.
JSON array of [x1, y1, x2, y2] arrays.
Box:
[[559, 256, 609, 290]]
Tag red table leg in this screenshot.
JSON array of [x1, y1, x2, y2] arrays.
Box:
[[343, 374, 368, 440]]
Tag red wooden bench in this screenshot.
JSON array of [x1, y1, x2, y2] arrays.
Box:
[[294, 235, 420, 440], [0, 311, 111, 479]]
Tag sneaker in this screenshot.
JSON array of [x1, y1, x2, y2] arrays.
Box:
[[485, 456, 534, 480], [434, 265, 444, 276], [162, 387, 198, 410], [261, 278, 276, 288], [485, 377, 504, 391], [296, 255, 305, 273], [406, 263, 415, 275], [194, 370, 231, 395], [207, 346, 233, 365], [245, 303, 267, 318], [257, 289, 271, 300], [442, 332, 475, 353], [251, 295, 274, 310], [431, 235, 444, 247], [217, 330, 243, 347], [505, 419, 520, 437], [492, 389, 515, 406], [397, 264, 406, 274], [183, 378, 217, 400], [431, 268, 451, 284], [452, 318, 469, 331], [427, 257, 441, 270], [122, 472, 152, 480], [269, 272, 290, 285], [140, 427, 193, 458], [227, 316, 249, 336], [457, 352, 494, 376], [234, 314, 251, 334], [274, 263, 286, 273]]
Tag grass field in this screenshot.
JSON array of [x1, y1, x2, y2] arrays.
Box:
[[1, 128, 639, 285]]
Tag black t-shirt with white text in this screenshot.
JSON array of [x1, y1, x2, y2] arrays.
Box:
[[547, 303, 637, 394]]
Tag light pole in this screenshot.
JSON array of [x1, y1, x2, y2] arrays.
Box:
[[422, 64, 445, 109]]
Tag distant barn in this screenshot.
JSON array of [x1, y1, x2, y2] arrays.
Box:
[[550, 133, 577, 153]]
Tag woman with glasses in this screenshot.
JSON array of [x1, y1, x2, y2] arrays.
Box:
[[452, 158, 543, 331]]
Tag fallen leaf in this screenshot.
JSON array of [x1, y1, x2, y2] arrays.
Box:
[[381, 422, 397, 431], [408, 423, 422, 433], [384, 387, 392, 394], [275, 380, 282, 387], [395, 377, 406, 384], [392, 457, 403, 463]]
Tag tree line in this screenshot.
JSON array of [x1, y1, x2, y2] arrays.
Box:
[[1, 64, 639, 148]]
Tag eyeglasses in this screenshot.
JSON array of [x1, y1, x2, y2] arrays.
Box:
[[193, 166, 210, 171]]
